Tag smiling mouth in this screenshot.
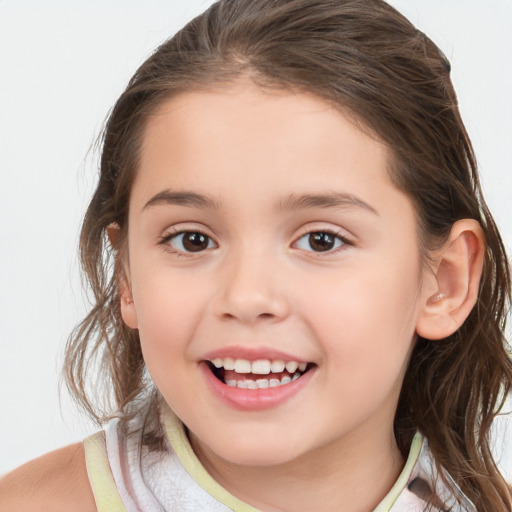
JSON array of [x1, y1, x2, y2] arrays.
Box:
[[206, 357, 314, 389]]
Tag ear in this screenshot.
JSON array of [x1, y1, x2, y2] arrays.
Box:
[[416, 219, 485, 340], [107, 223, 138, 330]]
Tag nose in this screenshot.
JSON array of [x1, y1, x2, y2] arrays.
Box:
[[214, 248, 289, 324]]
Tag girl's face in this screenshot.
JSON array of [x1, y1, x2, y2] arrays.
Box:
[[122, 81, 435, 467]]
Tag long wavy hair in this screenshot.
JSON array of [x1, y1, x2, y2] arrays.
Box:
[[65, 0, 512, 509]]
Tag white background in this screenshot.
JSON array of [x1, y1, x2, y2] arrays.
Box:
[[1, 0, 511, 479]]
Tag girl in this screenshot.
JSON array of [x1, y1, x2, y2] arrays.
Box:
[[1, 0, 511, 510]]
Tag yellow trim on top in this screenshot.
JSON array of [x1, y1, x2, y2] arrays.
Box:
[[84, 408, 423, 512], [372, 433, 423, 512], [163, 408, 261, 512], [84, 431, 127, 512]]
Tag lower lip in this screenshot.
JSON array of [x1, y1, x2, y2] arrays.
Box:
[[199, 362, 315, 411]]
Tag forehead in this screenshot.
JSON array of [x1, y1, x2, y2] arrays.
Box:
[[131, 82, 406, 218]]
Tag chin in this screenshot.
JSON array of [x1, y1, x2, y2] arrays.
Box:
[[220, 449, 300, 468], [196, 432, 306, 468]]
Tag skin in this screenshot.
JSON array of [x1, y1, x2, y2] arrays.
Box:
[[0, 443, 96, 511], [119, 81, 443, 511], [0, 80, 484, 511]]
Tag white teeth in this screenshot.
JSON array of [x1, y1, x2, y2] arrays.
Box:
[[285, 361, 299, 373], [228, 372, 305, 389], [210, 357, 310, 376], [270, 360, 286, 373], [234, 359, 251, 373], [256, 379, 269, 389], [223, 357, 235, 371], [252, 359, 271, 374]]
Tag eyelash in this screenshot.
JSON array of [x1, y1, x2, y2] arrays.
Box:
[[158, 228, 352, 256], [293, 229, 352, 255], [158, 230, 217, 256]]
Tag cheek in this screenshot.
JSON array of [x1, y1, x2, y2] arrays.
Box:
[[302, 264, 420, 428], [130, 266, 211, 368], [303, 253, 421, 369], [133, 283, 204, 405]]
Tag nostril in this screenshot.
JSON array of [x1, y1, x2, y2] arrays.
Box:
[[219, 310, 282, 324]]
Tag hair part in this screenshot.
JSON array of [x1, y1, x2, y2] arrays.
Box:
[[65, 1, 512, 509]]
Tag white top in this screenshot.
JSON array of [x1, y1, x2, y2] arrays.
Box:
[[84, 407, 476, 512]]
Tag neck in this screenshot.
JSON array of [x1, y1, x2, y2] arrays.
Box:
[[190, 421, 405, 512]]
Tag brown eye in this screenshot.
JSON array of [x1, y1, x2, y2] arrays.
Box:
[[295, 231, 345, 252], [168, 232, 214, 252]]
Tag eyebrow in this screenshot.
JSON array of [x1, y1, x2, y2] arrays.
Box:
[[142, 189, 378, 216], [276, 192, 379, 215], [142, 190, 220, 211]]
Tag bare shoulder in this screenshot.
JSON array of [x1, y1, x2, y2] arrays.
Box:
[[0, 443, 97, 512]]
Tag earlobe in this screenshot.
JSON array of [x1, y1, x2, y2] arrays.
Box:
[[106, 223, 139, 329], [120, 290, 139, 329], [416, 219, 485, 340]]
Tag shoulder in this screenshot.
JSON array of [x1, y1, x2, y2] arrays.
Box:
[[0, 442, 97, 512]]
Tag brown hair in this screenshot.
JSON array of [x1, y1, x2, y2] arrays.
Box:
[[65, 0, 512, 509]]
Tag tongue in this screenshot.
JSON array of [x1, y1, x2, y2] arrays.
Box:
[[223, 369, 292, 382]]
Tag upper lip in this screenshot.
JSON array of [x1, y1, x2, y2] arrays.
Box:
[[200, 345, 311, 363]]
